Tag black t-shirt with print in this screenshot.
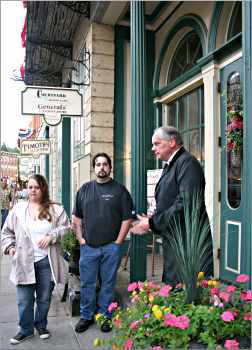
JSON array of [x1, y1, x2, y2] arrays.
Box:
[[72, 179, 135, 247]]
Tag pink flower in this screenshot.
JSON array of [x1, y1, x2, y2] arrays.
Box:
[[221, 311, 234, 322], [224, 339, 239, 350], [219, 291, 231, 303], [128, 282, 138, 292], [124, 338, 133, 350], [243, 312, 252, 321], [226, 285, 237, 293], [175, 283, 183, 289], [236, 274, 249, 283], [164, 313, 177, 327], [159, 285, 172, 297], [114, 319, 121, 328], [240, 290, 252, 301], [210, 288, 219, 296], [138, 281, 145, 289], [129, 321, 139, 330], [108, 302, 118, 313], [152, 347, 163, 350], [201, 280, 209, 288], [175, 315, 190, 329]]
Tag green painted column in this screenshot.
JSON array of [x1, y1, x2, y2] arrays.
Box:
[[45, 126, 49, 183], [62, 118, 71, 218], [242, 1, 251, 278], [130, 1, 147, 282]]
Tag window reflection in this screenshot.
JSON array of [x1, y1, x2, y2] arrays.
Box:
[[226, 72, 243, 209]]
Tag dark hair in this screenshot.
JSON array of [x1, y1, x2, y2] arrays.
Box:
[[92, 153, 112, 169], [28, 174, 54, 222]]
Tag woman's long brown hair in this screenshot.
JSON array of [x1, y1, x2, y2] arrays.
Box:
[[28, 174, 55, 222]]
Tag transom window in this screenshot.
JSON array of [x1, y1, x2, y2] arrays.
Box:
[[227, 2, 242, 41], [163, 86, 205, 165], [168, 31, 203, 83]]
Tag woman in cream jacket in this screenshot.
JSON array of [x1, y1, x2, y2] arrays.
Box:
[[1, 174, 69, 344]]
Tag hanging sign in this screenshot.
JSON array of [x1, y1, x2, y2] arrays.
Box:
[[21, 86, 83, 126], [20, 139, 51, 158]]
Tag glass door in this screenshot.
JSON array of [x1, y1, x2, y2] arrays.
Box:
[[220, 58, 245, 283]]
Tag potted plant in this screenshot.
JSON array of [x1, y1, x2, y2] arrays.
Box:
[[61, 229, 80, 275], [93, 192, 251, 349]]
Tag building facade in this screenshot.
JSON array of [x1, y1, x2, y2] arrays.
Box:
[[24, 1, 251, 284]]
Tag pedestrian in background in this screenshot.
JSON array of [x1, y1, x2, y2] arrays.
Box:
[[72, 153, 135, 333], [0, 177, 13, 228], [131, 126, 213, 286], [1, 174, 69, 345]]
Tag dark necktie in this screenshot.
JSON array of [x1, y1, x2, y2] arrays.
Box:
[[162, 163, 169, 175]]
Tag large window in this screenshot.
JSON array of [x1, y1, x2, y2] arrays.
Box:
[[164, 86, 204, 165], [168, 31, 203, 83]]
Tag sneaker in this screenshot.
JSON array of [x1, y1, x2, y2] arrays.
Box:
[[37, 328, 51, 339], [10, 332, 34, 345], [100, 319, 112, 333], [75, 318, 94, 333]]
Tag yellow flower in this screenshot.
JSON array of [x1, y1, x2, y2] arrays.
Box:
[[153, 309, 163, 320], [132, 291, 137, 296], [152, 305, 159, 312], [212, 280, 219, 287], [164, 307, 171, 313], [115, 314, 120, 320], [95, 313, 102, 321], [208, 280, 213, 286], [198, 272, 205, 280], [93, 338, 101, 347]]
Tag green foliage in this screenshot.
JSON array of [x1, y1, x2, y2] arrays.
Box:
[[60, 229, 78, 258], [167, 191, 213, 304]]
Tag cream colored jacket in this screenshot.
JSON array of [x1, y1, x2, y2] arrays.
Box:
[[1, 201, 69, 286]]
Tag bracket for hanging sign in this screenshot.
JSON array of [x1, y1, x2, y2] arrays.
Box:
[[21, 86, 83, 126]]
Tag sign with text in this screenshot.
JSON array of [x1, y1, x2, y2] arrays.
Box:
[[147, 169, 162, 216], [21, 139, 51, 158], [21, 86, 83, 126]]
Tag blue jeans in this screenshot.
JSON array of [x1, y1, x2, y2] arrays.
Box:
[[79, 242, 122, 320], [1, 208, 9, 228], [16, 256, 54, 336]]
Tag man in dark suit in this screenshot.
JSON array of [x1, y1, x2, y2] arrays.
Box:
[[131, 126, 213, 286]]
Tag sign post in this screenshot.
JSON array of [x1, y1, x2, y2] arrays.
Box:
[[21, 86, 83, 126]]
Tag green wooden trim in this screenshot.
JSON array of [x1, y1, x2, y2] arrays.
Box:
[[114, 26, 130, 184], [242, 1, 251, 278], [208, 1, 223, 52], [154, 15, 208, 93], [45, 126, 49, 183], [146, 2, 170, 23], [62, 118, 71, 218], [130, 2, 147, 282], [154, 33, 242, 99], [146, 30, 156, 171], [154, 2, 184, 34]]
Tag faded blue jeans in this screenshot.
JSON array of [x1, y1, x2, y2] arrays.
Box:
[[16, 255, 54, 336], [79, 242, 122, 320]]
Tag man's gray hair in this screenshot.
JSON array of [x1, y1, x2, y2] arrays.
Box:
[[153, 126, 183, 146]]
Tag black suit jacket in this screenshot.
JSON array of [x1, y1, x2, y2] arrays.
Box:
[[149, 147, 213, 284]]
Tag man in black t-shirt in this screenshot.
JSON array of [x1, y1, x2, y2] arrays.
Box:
[[72, 153, 135, 334]]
